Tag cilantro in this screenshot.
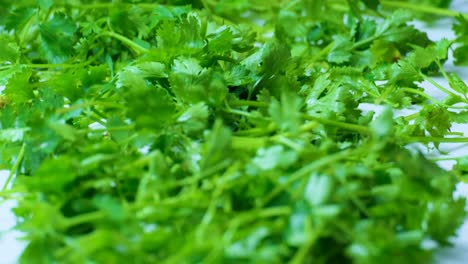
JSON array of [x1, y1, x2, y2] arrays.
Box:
[[1, 0, 468, 263]]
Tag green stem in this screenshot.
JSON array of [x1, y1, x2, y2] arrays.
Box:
[[233, 126, 275, 136], [272, 136, 303, 151], [406, 136, 468, 143], [290, 230, 319, 264], [329, 3, 350, 13], [447, 131, 466, 136], [1, 49, 103, 70], [232, 136, 268, 149], [228, 207, 292, 229], [98, 31, 149, 54], [436, 60, 450, 82], [259, 149, 353, 207], [84, 125, 135, 133], [61, 211, 106, 228], [229, 100, 269, 108], [159, 159, 233, 190], [1, 62, 85, 71], [303, 115, 371, 134], [63, 2, 159, 9], [300, 121, 319, 132], [421, 74, 465, 102], [56, 101, 125, 114], [123, 150, 159, 171], [401, 87, 441, 104], [222, 108, 270, 120], [310, 41, 335, 62], [353, 35, 380, 49], [404, 112, 420, 121], [430, 155, 468, 161], [2, 143, 26, 192]]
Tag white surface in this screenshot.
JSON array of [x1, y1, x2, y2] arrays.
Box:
[[0, 171, 24, 264], [1, 1, 468, 263]]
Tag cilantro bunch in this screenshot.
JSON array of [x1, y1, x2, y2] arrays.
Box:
[[1, 0, 468, 263]]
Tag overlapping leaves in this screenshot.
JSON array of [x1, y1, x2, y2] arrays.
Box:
[[0, 0, 467, 263]]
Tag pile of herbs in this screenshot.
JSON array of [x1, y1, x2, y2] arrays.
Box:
[[1, 0, 468, 263]]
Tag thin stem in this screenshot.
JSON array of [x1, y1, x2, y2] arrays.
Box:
[[98, 31, 149, 54], [401, 87, 468, 109], [233, 126, 275, 136], [446, 131, 465, 136], [62, 2, 159, 10], [227, 207, 292, 229], [228, 100, 269, 108], [404, 112, 420, 121], [303, 115, 371, 134], [222, 108, 269, 120], [435, 60, 450, 81], [61, 211, 106, 228], [430, 155, 468, 161], [166, 159, 233, 189], [56, 101, 125, 114], [401, 87, 440, 103], [290, 230, 318, 264], [1, 49, 104, 70], [406, 136, 468, 143], [2, 143, 26, 192], [232, 136, 268, 149], [259, 149, 353, 207], [421, 74, 466, 102], [353, 35, 380, 49], [310, 41, 335, 62]]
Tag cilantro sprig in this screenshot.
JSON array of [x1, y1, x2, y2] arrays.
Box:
[[1, 0, 468, 263]]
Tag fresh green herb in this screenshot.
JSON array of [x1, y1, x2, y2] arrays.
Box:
[[1, 0, 468, 263]]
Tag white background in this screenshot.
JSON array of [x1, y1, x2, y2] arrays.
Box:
[[1, 1, 468, 263]]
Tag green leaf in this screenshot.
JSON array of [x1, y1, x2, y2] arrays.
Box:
[[268, 92, 302, 133], [448, 72, 468, 95], [134, 61, 168, 78], [453, 15, 468, 65], [169, 57, 227, 105], [252, 145, 298, 171], [4, 7, 34, 31], [419, 105, 451, 137], [371, 106, 394, 139], [93, 195, 124, 221], [156, 13, 204, 52], [39, 13, 77, 63], [25, 156, 78, 193], [48, 120, 77, 141], [408, 39, 450, 68], [449, 111, 468, 123], [0, 36, 20, 63], [328, 36, 353, 64], [304, 173, 333, 206], [1, 1, 467, 263], [261, 39, 291, 76], [177, 102, 209, 133], [3, 69, 33, 104], [37, 0, 54, 9], [208, 26, 234, 54], [427, 199, 466, 244], [125, 85, 176, 129], [362, 0, 379, 10], [200, 119, 232, 170]]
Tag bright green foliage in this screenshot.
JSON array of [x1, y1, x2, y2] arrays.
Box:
[[0, 0, 468, 263]]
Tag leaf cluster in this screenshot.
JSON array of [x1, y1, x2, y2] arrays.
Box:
[[0, 0, 467, 263]]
